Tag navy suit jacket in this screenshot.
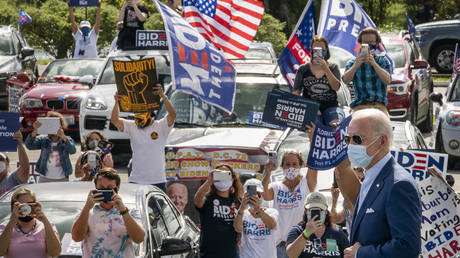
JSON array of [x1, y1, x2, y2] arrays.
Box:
[[350, 157, 422, 258]]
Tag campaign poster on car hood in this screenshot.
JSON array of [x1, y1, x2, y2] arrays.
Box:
[[390, 149, 448, 181], [418, 168, 460, 258], [113, 58, 161, 113]]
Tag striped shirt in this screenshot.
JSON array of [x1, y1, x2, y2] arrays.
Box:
[[345, 56, 392, 108]]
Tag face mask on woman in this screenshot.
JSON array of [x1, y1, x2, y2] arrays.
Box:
[[214, 181, 233, 191], [18, 216, 34, 222], [88, 140, 99, 150], [283, 167, 300, 180]]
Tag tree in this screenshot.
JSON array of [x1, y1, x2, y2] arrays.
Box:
[[254, 13, 287, 56]]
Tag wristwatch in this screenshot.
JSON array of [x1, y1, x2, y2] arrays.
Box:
[[120, 207, 129, 215]]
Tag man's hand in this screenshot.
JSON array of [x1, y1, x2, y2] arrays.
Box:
[[240, 193, 250, 210], [13, 131, 23, 144], [112, 190, 127, 212], [315, 58, 329, 70], [344, 242, 362, 258], [84, 190, 103, 210], [264, 162, 275, 175], [367, 53, 377, 66], [355, 53, 367, 66], [331, 186, 340, 203]]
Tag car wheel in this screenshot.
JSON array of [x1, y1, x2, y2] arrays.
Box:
[[418, 96, 433, 133], [431, 44, 456, 74]]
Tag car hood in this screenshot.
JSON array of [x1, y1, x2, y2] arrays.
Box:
[[0, 55, 17, 73], [23, 83, 90, 99], [416, 19, 460, 30]]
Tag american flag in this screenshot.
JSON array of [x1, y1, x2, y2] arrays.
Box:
[[183, 0, 264, 59], [19, 9, 32, 26], [454, 43, 460, 74]]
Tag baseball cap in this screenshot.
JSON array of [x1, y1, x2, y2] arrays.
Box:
[[304, 192, 328, 210], [243, 178, 264, 193], [80, 20, 91, 29]]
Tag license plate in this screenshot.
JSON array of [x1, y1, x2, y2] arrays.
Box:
[[64, 115, 75, 125]]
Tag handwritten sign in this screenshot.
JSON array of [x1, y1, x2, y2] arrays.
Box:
[[307, 116, 351, 170], [113, 58, 161, 113], [8, 86, 22, 113]]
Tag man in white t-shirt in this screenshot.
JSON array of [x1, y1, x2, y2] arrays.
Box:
[[71, 168, 145, 257], [234, 179, 279, 258], [111, 84, 176, 191], [68, 0, 101, 58]]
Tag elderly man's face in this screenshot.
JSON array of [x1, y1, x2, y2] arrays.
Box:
[[348, 117, 381, 156], [168, 184, 188, 213]]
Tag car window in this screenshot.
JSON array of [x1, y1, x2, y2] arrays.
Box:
[[416, 132, 427, 149], [98, 55, 170, 85], [386, 44, 406, 68], [244, 48, 273, 59], [41, 59, 104, 79], [0, 32, 14, 55], [329, 46, 354, 70], [406, 41, 415, 65], [147, 194, 180, 238]]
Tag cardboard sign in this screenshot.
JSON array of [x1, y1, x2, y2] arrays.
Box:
[[390, 149, 448, 182], [113, 58, 161, 113], [262, 89, 319, 130], [37, 117, 60, 135], [0, 112, 19, 151], [136, 30, 168, 50], [8, 86, 22, 113], [68, 0, 99, 7], [60, 233, 82, 256], [419, 168, 460, 258], [307, 116, 351, 170]]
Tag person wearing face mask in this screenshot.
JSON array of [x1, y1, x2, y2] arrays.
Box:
[[75, 131, 113, 179], [335, 108, 421, 258], [72, 168, 145, 257], [194, 164, 243, 258], [0, 188, 61, 258], [262, 150, 314, 258], [25, 111, 77, 183], [111, 84, 176, 191], [286, 192, 349, 258], [74, 150, 104, 182], [234, 179, 278, 258], [68, 0, 101, 58], [0, 131, 29, 196], [343, 28, 391, 114]]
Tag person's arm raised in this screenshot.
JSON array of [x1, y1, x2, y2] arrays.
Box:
[[67, 1, 77, 35], [111, 93, 125, 132], [261, 162, 275, 201], [194, 172, 213, 208]]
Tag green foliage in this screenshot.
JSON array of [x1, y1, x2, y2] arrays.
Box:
[[254, 13, 287, 56]]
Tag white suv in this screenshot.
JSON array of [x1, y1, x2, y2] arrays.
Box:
[[78, 48, 170, 152]]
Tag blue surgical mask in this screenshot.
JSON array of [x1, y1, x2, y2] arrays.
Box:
[[347, 137, 380, 168], [81, 28, 90, 36]]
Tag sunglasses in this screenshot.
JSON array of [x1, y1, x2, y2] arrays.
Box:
[[344, 135, 365, 145]]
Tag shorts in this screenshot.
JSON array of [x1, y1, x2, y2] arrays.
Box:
[[316, 106, 345, 126]]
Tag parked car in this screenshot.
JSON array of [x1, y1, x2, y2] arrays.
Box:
[[0, 25, 36, 110], [19, 58, 105, 136], [0, 182, 200, 257], [383, 34, 434, 133], [391, 120, 428, 150], [430, 73, 460, 168], [415, 18, 460, 74]]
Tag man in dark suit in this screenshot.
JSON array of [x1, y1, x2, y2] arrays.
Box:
[[341, 108, 422, 258]]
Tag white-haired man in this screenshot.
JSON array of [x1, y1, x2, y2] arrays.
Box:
[[68, 0, 101, 58], [337, 108, 421, 258]]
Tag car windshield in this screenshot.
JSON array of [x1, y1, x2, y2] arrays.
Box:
[[329, 46, 354, 69], [386, 44, 406, 68], [0, 33, 13, 55], [98, 55, 170, 85], [158, 83, 290, 127], [244, 48, 273, 59], [40, 59, 105, 81], [450, 76, 460, 101]]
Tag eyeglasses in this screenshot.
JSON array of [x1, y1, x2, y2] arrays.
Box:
[[344, 135, 365, 145]]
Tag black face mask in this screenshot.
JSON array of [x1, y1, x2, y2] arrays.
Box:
[[18, 216, 34, 222]]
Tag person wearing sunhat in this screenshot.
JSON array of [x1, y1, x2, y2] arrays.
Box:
[[286, 192, 349, 258], [68, 0, 101, 58], [234, 178, 278, 258]]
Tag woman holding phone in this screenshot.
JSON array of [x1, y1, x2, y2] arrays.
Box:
[[194, 163, 243, 258], [25, 111, 77, 183], [0, 188, 61, 258], [286, 192, 349, 258], [293, 35, 344, 128]]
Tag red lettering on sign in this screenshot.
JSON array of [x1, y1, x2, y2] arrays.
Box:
[[178, 43, 186, 62], [281, 111, 289, 119], [201, 52, 208, 69], [454, 223, 460, 236], [450, 240, 460, 253], [191, 50, 198, 66]]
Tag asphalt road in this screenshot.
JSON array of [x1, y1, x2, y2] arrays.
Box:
[[4, 86, 459, 192]]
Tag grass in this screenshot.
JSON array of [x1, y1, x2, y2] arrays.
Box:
[[433, 76, 451, 82]]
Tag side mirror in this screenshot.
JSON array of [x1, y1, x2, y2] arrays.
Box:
[[413, 59, 428, 69], [159, 237, 192, 256], [79, 75, 94, 88], [21, 47, 34, 58], [430, 92, 443, 106]]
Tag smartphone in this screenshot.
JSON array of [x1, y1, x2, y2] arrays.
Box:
[[310, 209, 321, 221], [268, 151, 277, 165], [213, 171, 232, 182], [93, 190, 114, 202], [247, 185, 257, 196], [87, 153, 97, 169], [360, 43, 369, 56], [312, 47, 323, 59]]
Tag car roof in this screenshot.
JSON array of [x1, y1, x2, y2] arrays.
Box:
[[0, 182, 159, 204]]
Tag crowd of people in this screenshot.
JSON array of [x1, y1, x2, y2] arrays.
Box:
[[0, 2, 434, 257]]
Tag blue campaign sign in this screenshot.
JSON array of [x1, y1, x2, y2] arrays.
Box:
[[136, 30, 168, 50], [0, 112, 19, 151], [155, 0, 236, 113], [69, 0, 100, 7], [262, 90, 319, 131], [307, 116, 351, 170]]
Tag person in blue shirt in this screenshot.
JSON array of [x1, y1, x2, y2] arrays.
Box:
[[343, 28, 391, 114]]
